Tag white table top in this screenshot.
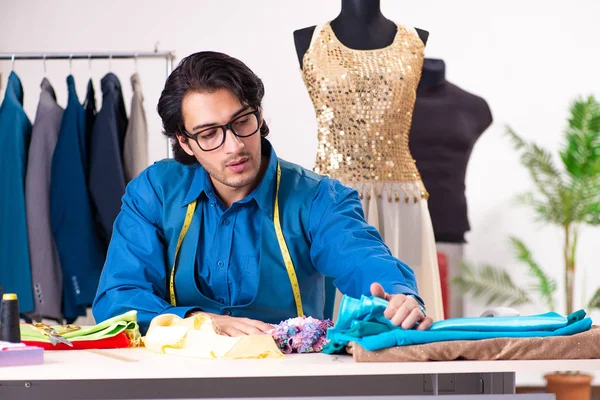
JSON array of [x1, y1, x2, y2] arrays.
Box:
[[3, 348, 600, 381]]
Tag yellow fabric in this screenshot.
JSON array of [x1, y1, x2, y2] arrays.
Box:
[[143, 313, 284, 359]]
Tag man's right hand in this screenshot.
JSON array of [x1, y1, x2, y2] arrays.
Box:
[[189, 311, 273, 336]]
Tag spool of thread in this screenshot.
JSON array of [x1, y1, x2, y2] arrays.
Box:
[[0, 293, 21, 343]]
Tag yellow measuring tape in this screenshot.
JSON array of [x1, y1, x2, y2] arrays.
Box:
[[169, 200, 197, 306], [273, 164, 304, 317], [169, 163, 304, 317]]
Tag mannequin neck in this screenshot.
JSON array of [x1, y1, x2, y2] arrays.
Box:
[[335, 0, 386, 25], [419, 58, 446, 87]]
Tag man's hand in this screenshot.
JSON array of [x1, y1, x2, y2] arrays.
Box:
[[189, 311, 273, 336], [370, 283, 433, 330]]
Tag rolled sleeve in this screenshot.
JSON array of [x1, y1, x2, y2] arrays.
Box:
[[92, 168, 199, 334]]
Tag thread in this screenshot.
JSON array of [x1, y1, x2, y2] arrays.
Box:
[[0, 293, 21, 343]]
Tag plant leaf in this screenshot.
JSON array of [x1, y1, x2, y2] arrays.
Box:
[[568, 176, 600, 225], [509, 236, 557, 311], [561, 96, 600, 178], [506, 126, 567, 225], [452, 261, 532, 307], [588, 288, 600, 309]]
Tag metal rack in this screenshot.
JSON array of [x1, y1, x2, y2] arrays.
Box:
[[0, 51, 176, 157]]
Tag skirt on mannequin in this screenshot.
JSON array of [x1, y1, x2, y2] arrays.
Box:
[[332, 181, 445, 323]]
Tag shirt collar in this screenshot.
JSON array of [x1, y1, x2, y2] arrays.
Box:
[[249, 139, 278, 216], [182, 139, 278, 216]]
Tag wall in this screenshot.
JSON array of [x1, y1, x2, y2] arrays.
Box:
[[2, 0, 599, 325]]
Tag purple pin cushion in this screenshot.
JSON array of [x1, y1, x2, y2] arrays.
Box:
[[267, 316, 334, 354]]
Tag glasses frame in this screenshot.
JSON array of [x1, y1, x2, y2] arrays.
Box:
[[182, 109, 261, 152]]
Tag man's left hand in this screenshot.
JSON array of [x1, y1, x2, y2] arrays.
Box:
[[370, 283, 433, 330]]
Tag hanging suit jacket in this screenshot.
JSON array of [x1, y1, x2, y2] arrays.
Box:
[[89, 73, 128, 244], [0, 71, 34, 312], [123, 73, 148, 182], [83, 78, 97, 181], [50, 75, 105, 322], [25, 78, 64, 321]]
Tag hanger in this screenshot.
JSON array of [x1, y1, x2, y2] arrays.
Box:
[[43, 54, 47, 77], [88, 53, 92, 78], [108, 53, 113, 71], [69, 53, 73, 75], [10, 54, 15, 71], [134, 53, 139, 74]]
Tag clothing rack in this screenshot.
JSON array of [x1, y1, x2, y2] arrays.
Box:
[[0, 51, 176, 158]]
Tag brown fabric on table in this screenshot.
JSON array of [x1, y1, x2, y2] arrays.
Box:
[[348, 326, 600, 362]]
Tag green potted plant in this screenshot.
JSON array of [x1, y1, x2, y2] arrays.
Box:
[[453, 95, 600, 400]]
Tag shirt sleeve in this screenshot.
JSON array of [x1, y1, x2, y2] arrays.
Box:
[[92, 167, 199, 334], [308, 178, 423, 303]]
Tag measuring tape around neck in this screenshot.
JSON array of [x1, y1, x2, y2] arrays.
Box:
[[169, 162, 304, 317]]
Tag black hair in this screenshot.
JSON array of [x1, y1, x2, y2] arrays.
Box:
[[157, 51, 269, 164]]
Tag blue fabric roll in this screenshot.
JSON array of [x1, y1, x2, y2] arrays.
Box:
[[324, 295, 592, 353]]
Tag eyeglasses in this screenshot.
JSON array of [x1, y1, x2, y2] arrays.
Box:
[[182, 109, 261, 152]]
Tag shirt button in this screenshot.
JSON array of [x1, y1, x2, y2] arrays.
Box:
[[222, 219, 230, 226], [210, 201, 216, 207], [217, 261, 224, 267], [222, 309, 231, 316]]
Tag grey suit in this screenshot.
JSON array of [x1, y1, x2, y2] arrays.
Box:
[[25, 78, 64, 321], [123, 73, 148, 182]]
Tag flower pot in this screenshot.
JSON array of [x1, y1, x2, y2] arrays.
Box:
[[545, 373, 593, 400]]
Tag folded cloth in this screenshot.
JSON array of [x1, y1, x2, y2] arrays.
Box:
[[323, 295, 593, 353], [20, 311, 140, 350], [348, 326, 600, 361], [143, 313, 284, 359], [23, 331, 131, 350]]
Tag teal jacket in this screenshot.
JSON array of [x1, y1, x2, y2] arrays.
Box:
[[0, 72, 33, 312]]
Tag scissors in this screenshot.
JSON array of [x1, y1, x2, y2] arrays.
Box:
[[32, 323, 80, 347]]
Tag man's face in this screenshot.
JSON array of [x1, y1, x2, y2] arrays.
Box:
[[178, 89, 263, 194]]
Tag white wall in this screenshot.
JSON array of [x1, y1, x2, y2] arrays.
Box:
[[2, 0, 600, 322]]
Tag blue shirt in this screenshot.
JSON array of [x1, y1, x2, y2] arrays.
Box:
[[93, 140, 420, 331], [192, 141, 417, 307]]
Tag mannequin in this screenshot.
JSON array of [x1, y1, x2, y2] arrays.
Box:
[[410, 58, 492, 244], [418, 58, 445, 86], [293, 0, 428, 68], [294, 0, 445, 322], [409, 58, 493, 317]]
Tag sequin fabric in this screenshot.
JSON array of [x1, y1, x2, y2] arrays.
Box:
[[302, 22, 427, 200], [267, 316, 333, 354]]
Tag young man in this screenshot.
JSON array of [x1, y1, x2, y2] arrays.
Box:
[[92, 51, 433, 335]]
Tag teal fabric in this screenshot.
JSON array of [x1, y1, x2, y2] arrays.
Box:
[[0, 72, 33, 312], [323, 295, 592, 353]]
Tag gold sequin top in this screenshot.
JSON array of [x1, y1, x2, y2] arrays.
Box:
[[302, 22, 425, 191]]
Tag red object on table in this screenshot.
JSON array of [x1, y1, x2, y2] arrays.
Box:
[[21, 331, 131, 350], [437, 251, 449, 319]]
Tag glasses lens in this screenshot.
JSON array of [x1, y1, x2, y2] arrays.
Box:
[[232, 112, 259, 137], [196, 127, 223, 151]]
